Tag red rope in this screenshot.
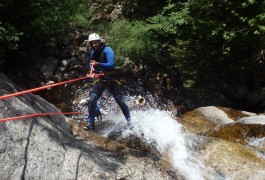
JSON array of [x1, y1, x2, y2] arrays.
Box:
[[0, 112, 86, 123], [0, 64, 103, 122], [0, 64, 104, 101], [0, 76, 87, 100]]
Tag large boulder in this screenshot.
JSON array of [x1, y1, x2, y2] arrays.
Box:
[[178, 106, 236, 135], [0, 72, 178, 180], [196, 136, 265, 180], [179, 106, 265, 144], [210, 115, 265, 144]]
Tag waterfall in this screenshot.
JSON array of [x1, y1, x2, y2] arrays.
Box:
[[72, 89, 226, 180]]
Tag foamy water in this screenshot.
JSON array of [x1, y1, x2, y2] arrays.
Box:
[[74, 93, 226, 179], [101, 109, 225, 180]]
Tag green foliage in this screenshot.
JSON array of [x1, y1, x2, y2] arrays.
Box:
[[0, 22, 22, 50], [0, 0, 92, 66], [0, 22, 23, 64], [147, 0, 265, 87], [183, 79, 195, 89], [72, 14, 91, 29], [108, 19, 158, 65], [71, 3, 92, 29], [1, 0, 264, 92], [148, 3, 190, 37]]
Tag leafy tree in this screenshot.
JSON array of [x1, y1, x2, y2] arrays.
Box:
[[107, 19, 158, 66], [0, 21, 23, 65], [0, 0, 86, 67], [148, 0, 265, 88]]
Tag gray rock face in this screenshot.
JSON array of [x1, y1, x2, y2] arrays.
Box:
[[195, 106, 235, 125], [0, 72, 177, 180]]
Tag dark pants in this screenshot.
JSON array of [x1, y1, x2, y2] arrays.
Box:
[[88, 78, 131, 124]]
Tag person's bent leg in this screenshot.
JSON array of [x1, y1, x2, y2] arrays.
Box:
[[109, 80, 132, 127], [115, 95, 131, 122]]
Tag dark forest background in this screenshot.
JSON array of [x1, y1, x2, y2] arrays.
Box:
[[1, 0, 265, 111]]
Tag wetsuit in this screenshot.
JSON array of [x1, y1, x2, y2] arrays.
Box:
[[87, 45, 131, 125]]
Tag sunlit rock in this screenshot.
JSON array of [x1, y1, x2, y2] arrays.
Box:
[[210, 115, 265, 144], [179, 106, 264, 144], [179, 106, 235, 135], [198, 138, 265, 180]]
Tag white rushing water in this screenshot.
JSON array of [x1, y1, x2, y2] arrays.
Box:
[[75, 92, 226, 179], [129, 109, 204, 180], [100, 108, 225, 180]]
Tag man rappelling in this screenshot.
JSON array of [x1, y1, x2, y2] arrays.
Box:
[[84, 33, 132, 130]]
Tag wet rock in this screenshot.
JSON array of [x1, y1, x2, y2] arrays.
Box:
[[210, 115, 265, 144], [70, 119, 161, 159], [118, 135, 162, 161], [180, 105, 265, 146], [69, 119, 178, 178]]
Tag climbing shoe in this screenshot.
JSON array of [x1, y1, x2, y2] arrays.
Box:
[[126, 117, 132, 128], [84, 123, 95, 131], [126, 121, 133, 130], [127, 121, 132, 127]]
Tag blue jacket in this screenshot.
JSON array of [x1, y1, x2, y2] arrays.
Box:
[[90, 45, 115, 72]]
